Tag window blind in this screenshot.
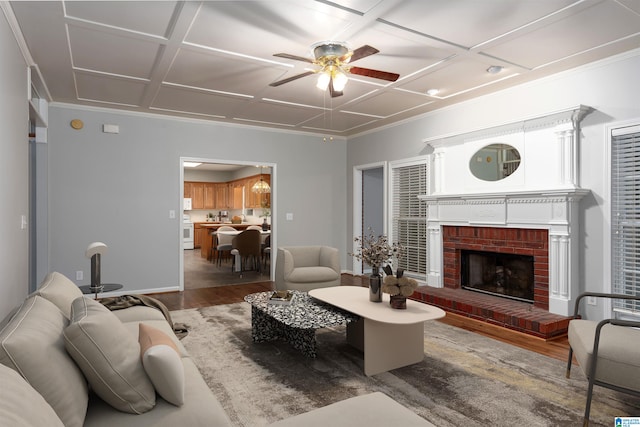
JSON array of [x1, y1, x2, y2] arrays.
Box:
[[611, 125, 640, 314], [389, 159, 428, 279]]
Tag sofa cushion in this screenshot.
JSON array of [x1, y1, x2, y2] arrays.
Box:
[[64, 297, 156, 414], [82, 358, 233, 427], [287, 266, 340, 283], [139, 323, 185, 406], [0, 295, 88, 427], [35, 271, 83, 319], [0, 363, 65, 427]]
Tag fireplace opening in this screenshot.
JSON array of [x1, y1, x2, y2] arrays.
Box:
[[461, 250, 534, 303]]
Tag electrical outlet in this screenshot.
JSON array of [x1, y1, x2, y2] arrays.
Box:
[[587, 296, 597, 306], [76, 271, 83, 281]]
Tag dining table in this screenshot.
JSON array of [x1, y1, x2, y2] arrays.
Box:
[[211, 228, 270, 272]]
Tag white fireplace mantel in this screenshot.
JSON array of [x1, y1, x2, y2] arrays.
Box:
[[419, 189, 589, 316], [418, 106, 594, 317]]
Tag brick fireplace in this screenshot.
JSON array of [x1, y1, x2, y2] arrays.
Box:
[[443, 226, 548, 309], [414, 106, 593, 338]]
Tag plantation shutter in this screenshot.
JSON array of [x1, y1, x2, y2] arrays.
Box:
[[611, 125, 640, 314], [389, 158, 428, 279]]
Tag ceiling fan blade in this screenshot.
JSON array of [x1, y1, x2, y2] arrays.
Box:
[[349, 66, 399, 82], [273, 53, 314, 64], [329, 77, 343, 98], [269, 71, 315, 87], [346, 45, 379, 62]]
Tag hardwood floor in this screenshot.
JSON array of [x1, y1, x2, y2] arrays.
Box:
[[150, 274, 571, 362]]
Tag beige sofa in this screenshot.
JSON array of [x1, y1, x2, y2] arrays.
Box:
[[275, 246, 341, 292], [0, 272, 232, 427], [0, 271, 434, 427]]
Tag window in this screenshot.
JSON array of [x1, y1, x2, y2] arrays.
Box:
[[389, 157, 428, 280], [611, 124, 640, 314]]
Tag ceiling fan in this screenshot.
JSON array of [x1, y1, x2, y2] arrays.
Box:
[[269, 41, 400, 97]]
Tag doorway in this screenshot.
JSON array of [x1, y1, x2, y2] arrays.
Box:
[[352, 162, 386, 275], [180, 157, 276, 290]]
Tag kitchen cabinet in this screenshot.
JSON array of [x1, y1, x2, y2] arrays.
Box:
[[191, 183, 204, 209], [204, 183, 216, 210], [193, 223, 203, 249], [215, 183, 228, 209], [184, 174, 269, 210], [228, 184, 244, 210]]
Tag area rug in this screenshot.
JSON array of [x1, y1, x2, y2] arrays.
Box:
[[171, 303, 639, 426]]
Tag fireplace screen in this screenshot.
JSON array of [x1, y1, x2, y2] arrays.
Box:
[[461, 250, 534, 303]]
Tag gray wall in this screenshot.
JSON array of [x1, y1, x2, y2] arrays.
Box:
[[347, 50, 640, 321], [0, 10, 29, 319], [46, 107, 347, 293]]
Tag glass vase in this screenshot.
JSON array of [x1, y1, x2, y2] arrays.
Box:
[[369, 267, 382, 302]]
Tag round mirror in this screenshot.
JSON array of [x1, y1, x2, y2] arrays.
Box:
[[469, 144, 521, 181]]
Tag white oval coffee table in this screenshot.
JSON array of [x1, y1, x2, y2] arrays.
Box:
[[309, 286, 446, 376]]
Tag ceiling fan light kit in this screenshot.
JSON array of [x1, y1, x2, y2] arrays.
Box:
[[270, 41, 399, 97]]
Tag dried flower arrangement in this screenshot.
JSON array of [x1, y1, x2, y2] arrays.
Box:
[[350, 228, 404, 270], [381, 265, 418, 296]]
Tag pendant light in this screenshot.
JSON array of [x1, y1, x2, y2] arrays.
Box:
[[251, 166, 271, 194]]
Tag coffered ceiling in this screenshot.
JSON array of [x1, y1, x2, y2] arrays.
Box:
[[9, 0, 640, 136]]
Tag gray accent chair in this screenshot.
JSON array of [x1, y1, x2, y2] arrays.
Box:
[[566, 292, 640, 426], [275, 246, 341, 292]]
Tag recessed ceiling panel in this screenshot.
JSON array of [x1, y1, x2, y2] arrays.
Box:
[[166, 48, 285, 93], [64, 1, 179, 37], [152, 85, 250, 117], [233, 100, 324, 127], [482, 1, 640, 69], [345, 89, 432, 117], [186, 1, 356, 59], [75, 73, 146, 106], [68, 25, 162, 79], [397, 57, 518, 98], [301, 111, 379, 134], [379, 0, 578, 48]]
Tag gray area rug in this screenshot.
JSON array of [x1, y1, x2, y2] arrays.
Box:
[[171, 303, 639, 426]]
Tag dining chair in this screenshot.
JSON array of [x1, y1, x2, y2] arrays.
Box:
[[214, 226, 237, 266], [261, 234, 271, 270], [566, 292, 640, 426], [230, 229, 261, 277]]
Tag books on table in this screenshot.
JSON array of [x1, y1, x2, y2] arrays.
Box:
[[268, 290, 294, 305]]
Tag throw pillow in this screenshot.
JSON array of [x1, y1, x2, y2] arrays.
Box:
[[0, 363, 65, 427], [0, 295, 88, 427], [34, 271, 83, 319], [138, 323, 185, 406], [64, 297, 156, 414]]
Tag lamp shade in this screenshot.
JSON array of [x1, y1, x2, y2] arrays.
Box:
[[251, 177, 271, 194], [332, 70, 348, 91]]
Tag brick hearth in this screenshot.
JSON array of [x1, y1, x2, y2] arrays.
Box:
[[411, 286, 570, 339]]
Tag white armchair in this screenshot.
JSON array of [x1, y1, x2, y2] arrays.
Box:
[[275, 246, 341, 292]]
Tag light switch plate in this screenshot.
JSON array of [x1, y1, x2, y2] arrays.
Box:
[[587, 296, 597, 306], [286, 213, 293, 221]]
